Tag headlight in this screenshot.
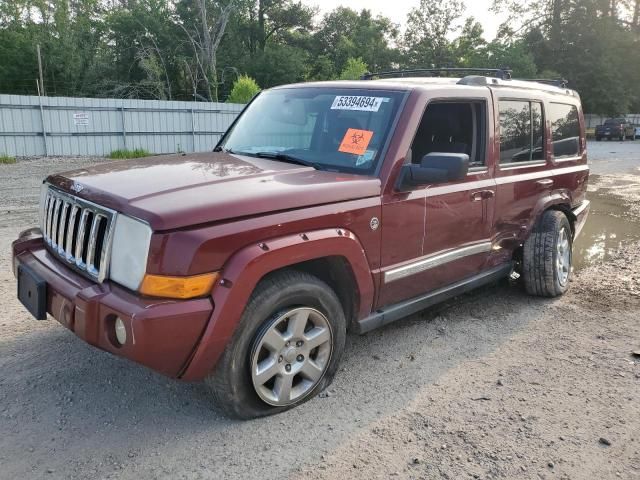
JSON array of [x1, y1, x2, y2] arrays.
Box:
[[109, 215, 152, 291]]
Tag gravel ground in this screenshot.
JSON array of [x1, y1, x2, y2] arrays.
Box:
[[587, 139, 640, 175], [0, 151, 639, 480]]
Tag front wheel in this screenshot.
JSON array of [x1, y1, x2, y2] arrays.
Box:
[[206, 270, 347, 419], [523, 210, 573, 297]]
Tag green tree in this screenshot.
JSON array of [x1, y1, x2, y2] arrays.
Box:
[[226, 74, 260, 103], [339, 58, 368, 80], [453, 18, 486, 66], [403, 0, 465, 67], [312, 8, 400, 75]]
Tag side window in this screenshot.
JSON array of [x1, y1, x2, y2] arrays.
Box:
[[499, 100, 546, 164], [549, 103, 580, 158], [410, 101, 487, 167]]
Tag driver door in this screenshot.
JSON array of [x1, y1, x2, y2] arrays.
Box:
[[377, 97, 496, 308]]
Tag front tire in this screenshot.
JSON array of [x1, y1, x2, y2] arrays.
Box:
[[205, 270, 347, 419], [523, 210, 573, 297]]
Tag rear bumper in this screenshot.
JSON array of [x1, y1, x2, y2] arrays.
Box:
[[572, 200, 590, 239], [12, 229, 213, 378], [596, 130, 621, 137]]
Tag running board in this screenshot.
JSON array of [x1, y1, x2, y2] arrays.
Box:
[[355, 263, 513, 334]]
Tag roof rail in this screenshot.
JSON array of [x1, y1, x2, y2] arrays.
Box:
[[519, 78, 569, 88], [361, 67, 513, 81]]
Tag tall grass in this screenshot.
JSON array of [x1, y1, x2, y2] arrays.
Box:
[[109, 148, 151, 159], [0, 154, 16, 164]]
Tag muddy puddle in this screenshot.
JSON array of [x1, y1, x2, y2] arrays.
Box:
[[573, 189, 640, 270]]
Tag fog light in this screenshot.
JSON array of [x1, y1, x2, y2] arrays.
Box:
[[114, 317, 127, 345]]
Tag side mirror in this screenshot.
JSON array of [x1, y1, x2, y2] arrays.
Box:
[[399, 152, 469, 189]]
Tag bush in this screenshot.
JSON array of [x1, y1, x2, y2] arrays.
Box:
[[226, 75, 261, 104], [0, 154, 16, 164], [339, 58, 369, 80], [109, 148, 151, 159]]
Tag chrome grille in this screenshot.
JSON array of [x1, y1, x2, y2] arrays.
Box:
[[41, 185, 117, 282]]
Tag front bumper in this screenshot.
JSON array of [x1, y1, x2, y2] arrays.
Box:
[[12, 229, 213, 378]]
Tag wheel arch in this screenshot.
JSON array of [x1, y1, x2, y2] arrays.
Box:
[[269, 256, 359, 330], [180, 228, 374, 381], [526, 192, 575, 241], [513, 195, 575, 268]]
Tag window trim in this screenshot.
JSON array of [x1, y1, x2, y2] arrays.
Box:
[[497, 98, 547, 168]]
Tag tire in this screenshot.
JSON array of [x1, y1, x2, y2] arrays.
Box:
[[523, 210, 573, 297], [205, 270, 347, 419], [595, 137, 602, 141]]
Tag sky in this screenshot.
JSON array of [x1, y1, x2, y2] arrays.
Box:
[[303, 0, 508, 40]]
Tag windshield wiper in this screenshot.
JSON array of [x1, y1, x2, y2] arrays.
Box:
[[253, 151, 323, 170]]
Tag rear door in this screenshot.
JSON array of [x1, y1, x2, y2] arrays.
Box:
[[493, 95, 550, 255]]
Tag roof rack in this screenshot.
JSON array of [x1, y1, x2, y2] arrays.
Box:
[[519, 78, 569, 88], [361, 67, 513, 81]]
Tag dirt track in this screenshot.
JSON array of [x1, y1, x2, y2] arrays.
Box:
[[0, 144, 639, 480]]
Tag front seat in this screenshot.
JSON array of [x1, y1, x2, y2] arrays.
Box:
[[428, 112, 468, 155]]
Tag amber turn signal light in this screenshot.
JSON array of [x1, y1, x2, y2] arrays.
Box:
[[140, 272, 219, 299]]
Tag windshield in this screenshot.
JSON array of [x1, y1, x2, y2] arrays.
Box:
[[218, 87, 405, 174]]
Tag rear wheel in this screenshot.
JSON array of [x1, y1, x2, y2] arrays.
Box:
[[523, 210, 573, 297], [205, 270, 346, 419]]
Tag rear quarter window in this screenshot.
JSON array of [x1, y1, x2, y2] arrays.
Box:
[[549, 103, 580, 159]]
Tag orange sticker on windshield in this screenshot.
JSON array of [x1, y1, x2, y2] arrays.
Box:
[[338, 128, 374, 155]]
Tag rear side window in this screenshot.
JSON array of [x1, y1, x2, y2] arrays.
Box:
[[549, 103, 580, 158], [498, 100, 545, 164]]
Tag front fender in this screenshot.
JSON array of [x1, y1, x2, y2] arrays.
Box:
[[180, 228, 374, 381]]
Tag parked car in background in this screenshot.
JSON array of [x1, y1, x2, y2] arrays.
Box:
[[12, 69, 590, 419], [636, 125, 640, 138], [595, 118, 636, 141]]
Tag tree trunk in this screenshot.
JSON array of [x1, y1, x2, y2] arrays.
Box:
[[633, 0, 640, 30], [258, 0, 267, 52], [550, 0, 563, 44]]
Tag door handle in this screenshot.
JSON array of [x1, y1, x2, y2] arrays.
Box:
[[536, 179, 554, 187], [471, 190, 495, 201]]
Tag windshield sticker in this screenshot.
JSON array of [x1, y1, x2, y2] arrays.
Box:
[[331, 96, 387, 112], [356, 149, 376, 166], [338, 128, 374, 155]]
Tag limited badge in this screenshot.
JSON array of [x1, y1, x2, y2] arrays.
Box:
[[370, 217, 380, 231], [338, 128, 374, 156]]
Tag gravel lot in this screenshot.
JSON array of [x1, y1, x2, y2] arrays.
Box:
[[1, 145, 639, 480]]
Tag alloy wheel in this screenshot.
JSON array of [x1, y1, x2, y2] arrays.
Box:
[[250, 307, 333, 406], [556, 227, 571, 286]]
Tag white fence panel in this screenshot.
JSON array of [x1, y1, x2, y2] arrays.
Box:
[[0, 94, 244, 157]]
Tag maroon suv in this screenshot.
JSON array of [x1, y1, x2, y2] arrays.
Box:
[[12, 70, 590, 418]]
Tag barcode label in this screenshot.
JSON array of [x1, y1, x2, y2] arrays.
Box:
[[331, 96, 386, 112]]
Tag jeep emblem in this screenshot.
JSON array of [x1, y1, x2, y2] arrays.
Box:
[[70, 182, 84, 193], [370, 217, 380, 231]]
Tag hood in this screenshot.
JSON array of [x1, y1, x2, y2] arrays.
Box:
[[47, 152, 381, 231]]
